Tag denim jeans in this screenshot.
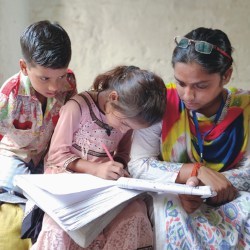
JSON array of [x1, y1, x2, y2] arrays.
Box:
[[0, 155, 44, 193]]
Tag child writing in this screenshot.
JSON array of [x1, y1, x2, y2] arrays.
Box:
[[32, 65, 166, 249], [0, 20, 76, 250]]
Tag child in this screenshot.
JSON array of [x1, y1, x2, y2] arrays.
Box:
[[128, 27, 250, 249], [0, 20, 76, 249], [32, 65, 166, 249]]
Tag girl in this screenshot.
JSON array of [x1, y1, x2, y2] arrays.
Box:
[[129, 28, 250, 249], [32, 65, 166, 249]]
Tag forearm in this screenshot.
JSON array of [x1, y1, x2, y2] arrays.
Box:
[[67, 158, 99, 174], [129, 157, 182, 183], [175, 163, 196, 184]]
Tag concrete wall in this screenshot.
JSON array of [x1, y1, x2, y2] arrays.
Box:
[[1, 0, 250, 91]]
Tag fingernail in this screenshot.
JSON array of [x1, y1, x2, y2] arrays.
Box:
[[187, 181, 195, 186]]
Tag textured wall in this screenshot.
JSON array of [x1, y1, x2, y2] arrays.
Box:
[[1, 0, 250, 91]]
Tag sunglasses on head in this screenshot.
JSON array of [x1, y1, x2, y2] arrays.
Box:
[[174, 36, 232, 60]]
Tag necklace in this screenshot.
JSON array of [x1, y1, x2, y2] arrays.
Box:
[[96, 92, 113, 136]]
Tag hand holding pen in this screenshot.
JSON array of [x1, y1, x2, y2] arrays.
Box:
[[101, 143, 130, 179]]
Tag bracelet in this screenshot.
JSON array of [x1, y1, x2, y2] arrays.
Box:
[[191, 162, 203, 177]]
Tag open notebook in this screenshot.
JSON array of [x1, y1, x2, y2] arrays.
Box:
[[14, 173, 213, 231]]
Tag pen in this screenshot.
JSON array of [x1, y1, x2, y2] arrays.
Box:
[[101, 143, 114, 161]]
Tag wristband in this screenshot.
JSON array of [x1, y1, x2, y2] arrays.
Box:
[[191, 162, 203, 177]]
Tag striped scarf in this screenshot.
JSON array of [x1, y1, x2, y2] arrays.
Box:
[[162, 83, 250, 172]]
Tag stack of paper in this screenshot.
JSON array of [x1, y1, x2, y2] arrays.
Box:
[[14, 173, 213, 231]]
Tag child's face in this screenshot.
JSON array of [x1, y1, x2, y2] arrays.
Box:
[[105, 109, 148, 134], [20, 59, 68, 99]]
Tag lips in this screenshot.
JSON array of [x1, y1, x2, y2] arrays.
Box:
[[184, 102, 197, 110], [46, 92, 56, 97]]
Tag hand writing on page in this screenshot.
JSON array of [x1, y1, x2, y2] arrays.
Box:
[[178, 176, 203, 214], [93, 161, 130, 180]]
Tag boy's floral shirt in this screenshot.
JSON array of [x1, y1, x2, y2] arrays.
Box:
[[0, 70, 77, 166]]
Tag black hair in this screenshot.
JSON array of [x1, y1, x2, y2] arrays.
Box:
[[172, 27, 233, 76], [91, 65, 166, 126], [20, 20, 71, 68]]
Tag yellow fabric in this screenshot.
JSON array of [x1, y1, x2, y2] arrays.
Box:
[[0, 203, 32, 250]]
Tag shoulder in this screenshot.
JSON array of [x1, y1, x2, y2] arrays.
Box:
[[134, 121, 162, 139], [165, 82, 176, 89], [64, 91, 91, 116], [56, 69, 77, 103], [228, 87, 250, 95], [66, 69, 77, 90], [165, 82, 179, 97], [0, 72, 21, 97], [227, 87, 250, 106]]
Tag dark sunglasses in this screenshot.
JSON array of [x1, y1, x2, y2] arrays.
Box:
[[174, 36, 232, 60]]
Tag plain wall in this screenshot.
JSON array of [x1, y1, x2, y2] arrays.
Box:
[[1, 0, 250, 91]]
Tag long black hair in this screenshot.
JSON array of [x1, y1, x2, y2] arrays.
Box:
[[172, 27, 233, 76]]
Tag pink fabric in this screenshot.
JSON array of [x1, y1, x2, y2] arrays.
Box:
[[45, 92, 132, 170], [35, 91, 153, 249], [31, 199, 153, 250]]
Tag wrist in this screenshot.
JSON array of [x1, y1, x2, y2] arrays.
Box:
[[191, 162, 203, 177], [68, 159, 97, 174]]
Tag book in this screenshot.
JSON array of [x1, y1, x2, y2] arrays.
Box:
[[14, 173, 213, 232], [14, 173, 213, 247]]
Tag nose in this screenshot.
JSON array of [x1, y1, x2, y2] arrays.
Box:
[[48, 80, 59, 92], [183, 87, 195, 102]]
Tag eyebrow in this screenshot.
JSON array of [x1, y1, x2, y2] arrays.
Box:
[[38, 73, 67, 79], [174, 76, 209, 85]]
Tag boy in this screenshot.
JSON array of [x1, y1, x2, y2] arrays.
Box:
[[0, 20, 77, 249]]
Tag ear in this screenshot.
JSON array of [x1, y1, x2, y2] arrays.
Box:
[[19, 59, 28, 76], [108, 91, 119, 102], [222, 67, 233, 86]]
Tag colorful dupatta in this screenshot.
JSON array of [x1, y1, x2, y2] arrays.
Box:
[[162, 83, 250, 172]]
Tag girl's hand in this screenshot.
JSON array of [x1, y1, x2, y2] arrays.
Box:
[[198, 166, 238, 205], [45, 165, 65, 174], [179, 194, 204, 214], [93, 161, 130, 180], [186, 176, 199, 186]]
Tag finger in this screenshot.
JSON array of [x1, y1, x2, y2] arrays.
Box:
[[227, 187, 238, 202], [227, 190, 235, 202], [186, 176, 199, 187], [179, 194, 201, 201], [233, 188, 239, 199], [123, 170, 130, 177], [112, 167, 128, 178], [107, 171, 120, 180], [181, 200, 201, 213]]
